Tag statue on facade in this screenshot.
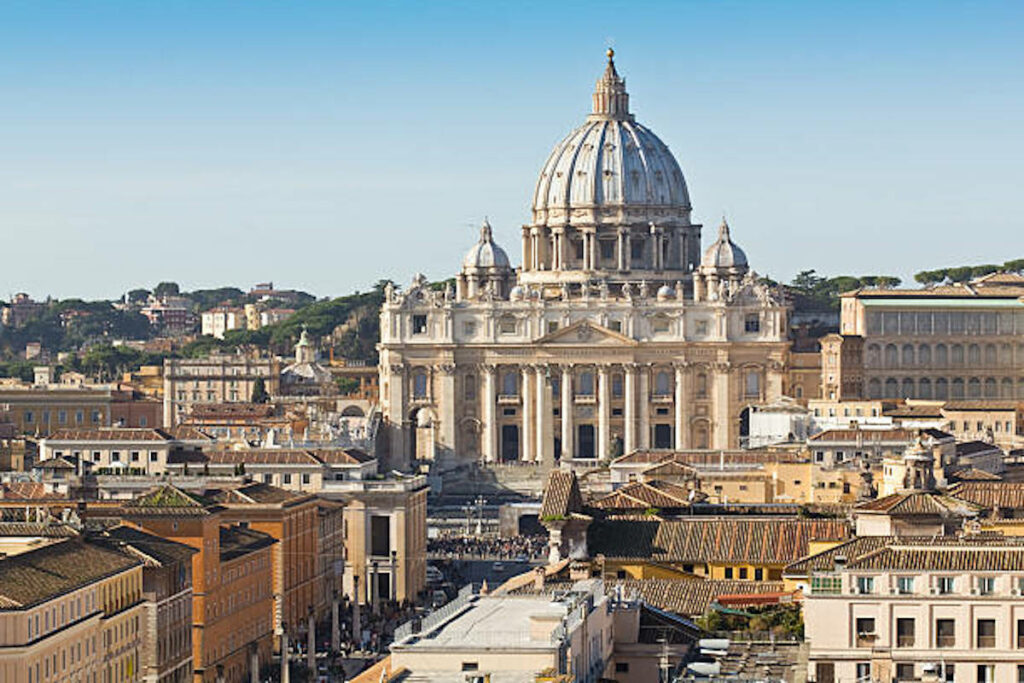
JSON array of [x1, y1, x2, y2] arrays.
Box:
[[599, 280, 610, 301], [560, 282, 570, 302], [638, 280, 649, 299], [621, 281, 633, 301]]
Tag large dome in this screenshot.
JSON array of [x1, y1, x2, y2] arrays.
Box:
[[531, 50, 691, 228]]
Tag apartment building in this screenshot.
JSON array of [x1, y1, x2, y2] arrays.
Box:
[[162, 355, 280, 426], [167, 447, 377, 493], [800, 535, 1024, 683], [121, 486, 276, 683], [94, 526, 197, 683], [39, 427, 213, 476], [0, 537, 147, 683]]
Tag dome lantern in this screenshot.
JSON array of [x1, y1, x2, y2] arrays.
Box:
[[591, 47, 631, 121]]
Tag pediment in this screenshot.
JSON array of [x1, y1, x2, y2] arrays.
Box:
[[535, 320, 636, 346]]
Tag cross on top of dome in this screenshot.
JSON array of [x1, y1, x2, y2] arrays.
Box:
[[592, 47, 631, 121]]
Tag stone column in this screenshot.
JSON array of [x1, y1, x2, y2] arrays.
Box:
[[559, 228, 569, 270], [598, 366, 610, 460], [351, 576, 362, 649], [535, 365, 552, 464], [617, 229, 626, 271], [713, 362, 732, 448], [674, 364, 687, 450], [307, 609, 316, 674], [551, 229, 561, 270], [624, 365, 637, 454], [625, 232, 633, 270], [638, 366, 651, 449], [331, 591, 340, 653], [522, 229, 531, 271], [371, 561, 380, 614], [437, 363, 456, 460], [250, 644, 260, 683], [521, 366, 534, 462], [590, 230, 599, 271], [561, 366, 574, 459], [280, 625, 290, 683], [481, 364, 497, 462]]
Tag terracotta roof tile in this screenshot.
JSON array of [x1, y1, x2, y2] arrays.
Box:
[[587, 518, 850, 564], [949, 482, 1024, 510], [0, 539, 140, 608], [541, 470, 584, 519]]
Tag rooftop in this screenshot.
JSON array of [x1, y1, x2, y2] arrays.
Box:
[[219, 524, 276, 562], [0, 538, 140, 608]]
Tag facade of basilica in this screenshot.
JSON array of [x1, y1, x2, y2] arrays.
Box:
[[378, 51, 790, 469]]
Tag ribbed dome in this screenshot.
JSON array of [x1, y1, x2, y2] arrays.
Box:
[[701, 219, 748, 270], [462, 219, 511, 270], [531, 50, 691, 227]]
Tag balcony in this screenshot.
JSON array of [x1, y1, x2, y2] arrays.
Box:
[[497, 394, 520, 405], [856, 633, 877, 648], [977, 635, 996, 649], [573, 394, 596, 405], [936, 635, 956, 648], [897, 635, 915, 648]]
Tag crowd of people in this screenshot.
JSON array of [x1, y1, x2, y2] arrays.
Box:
[[428, 533, 548, 560]]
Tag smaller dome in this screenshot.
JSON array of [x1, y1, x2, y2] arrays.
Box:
[[463, 219, 511, 270], [701, 219, 748, 270], [509, 285, 525, 301], [656, 285, 674, 301]]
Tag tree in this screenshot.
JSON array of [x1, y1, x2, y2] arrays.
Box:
[[1003, 258, 1024, 273], [126, 288, 151, 304], [335, 377, 360, 395], [251, 377, 270, 403], [154, 282, 180, 298], [873, 275, 902, 288]]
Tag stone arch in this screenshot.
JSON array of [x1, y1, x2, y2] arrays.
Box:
[[341, 405, 365, 417], [917, 344, 931, 366], [967, 377, 981, 398], [985, 344, 997, 366], [918, 377, 932, 399], [901, 378, 915, 399], [867, 378, 882, 399], [1002, 377, 1014, 399], [690, 418, 711, 449], [884, 378, 899, 398], [866, 344, 882, 368], [984, 377, 997, 398], [934, 378, 948, 399], [901, 344, 915, 367], [951, 344, 964, 366], [951, 378, 965, 399], [968, 344, 981, 365], [884, 344, 899, 368]]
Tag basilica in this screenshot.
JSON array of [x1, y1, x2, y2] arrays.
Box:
[[378, 50, 790, 470]]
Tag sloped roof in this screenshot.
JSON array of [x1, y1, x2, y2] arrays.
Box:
[[612, 579, 792, 617], [944, 400, 1023, 412], [207, 482, 311, 506], [541, 470, 584, 519], [0, 539, 140, 608], [948, 482, 1024, 510], [855, 491, 981, 517], [122, 485, 214, 516], [219, 525, 276, 562], [785, 535, 894, 575], [808, 429, 915, 443], [94, 525, 197, 567], [587, 518, 850, 564], [956, 441, 1003, 457], [591, 480, 694, 510], [45, 428, 174, 442], [846, 537, 1024, 571], [948, 467, 1002, 482]]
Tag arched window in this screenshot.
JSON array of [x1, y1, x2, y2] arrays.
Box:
[[951, 344, 964, 366], [1000, 344, 1012, 366], [934, 378, 948, 399], [501, 371, 517, 396], [884, 378, 899, 398], [984, 344, 997, 366], [1018, 378, 1024, 400], [693, 422, 709, 449], [654, 371, 671, 396], [984, 377, 997, 398], [412, 371, 428, 399], [901, 378, 915, 399], [967, 377, 981, 398], [935, 344, 948, 367], [901, 344, 915, 367], [918, 344, 931, 365], [918, 378, 932, 399], [612, 373, 624, 397], [745, 371, 760, 398], [951, 378, 965, 399], [1002, 377, 1014, 399], [968, 344, 981, 365], [578, 371, 594, 396], [696, 373, 708, 398], [866, 344, 882, 368], [885, 344, 899, 368], [867, 378, 882, 399]]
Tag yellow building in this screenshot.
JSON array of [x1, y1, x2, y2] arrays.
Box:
[[0, 538, 147, 683]]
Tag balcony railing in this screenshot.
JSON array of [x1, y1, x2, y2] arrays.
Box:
[[936, 635, 956, 648], [977, 635, 996, 648], [856, 633, 877, 648], [897, 635, 915, 648]]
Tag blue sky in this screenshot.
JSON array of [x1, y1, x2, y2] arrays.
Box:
[[2, 1, 1022, 299]]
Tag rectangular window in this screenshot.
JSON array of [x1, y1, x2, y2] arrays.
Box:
[[744, 314, 760, 333], [461, 662, 479, 672], [75, 410, 84, 424], [724, 567, 733, 579], [895, 663, 915, 681], [149, 451, 159, 462], [978, 577, 995, 595], [130, 451, 140, 462], [937, 576, 955, 594], [856, 576, 874, 594], [977, 619, 996, 648], [978, 665, 994, 683], [855, 617, 876, 647], [1017, 619, 1024, 649], [371, 515, 391, 557], [615, 663, 629, 674], [546, 321, 559, 334], [301, 473, 311, 485], [856, 663, 870, 681], [499, 318, 517, 334], [896, 618, 915, 647], [282, 473, 292, 484], [111, 451, 121, 462], [462, 321, 476, 336], [936, 618, 955, 648], [58, 410, 66, 424], [412, 314, 427, 334], [739, 567, 748, 579], [896, 576, 914, 594], [754, 568, 763, 581]]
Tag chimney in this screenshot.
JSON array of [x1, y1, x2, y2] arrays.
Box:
[[533, 566, 546, 591]]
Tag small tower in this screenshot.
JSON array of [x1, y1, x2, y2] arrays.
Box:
[[880, 435, 936, 497], [294, 326, 316, 365]]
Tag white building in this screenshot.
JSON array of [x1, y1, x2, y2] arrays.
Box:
[[200, 308, 245, 339], [378, 50, 790, 471], [799, 535, 1024, 683]]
